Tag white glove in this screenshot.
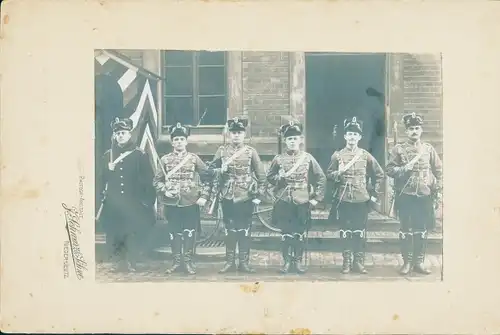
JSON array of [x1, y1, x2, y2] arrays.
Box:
[[309, 199, 318, 207], [196, 198, 207, 207]]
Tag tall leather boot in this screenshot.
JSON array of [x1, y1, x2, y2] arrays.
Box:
[[183, 229, 197, 275], [352, 229, 368, 274], [399, 231, 413, 275], [114, 236, 135, 273], [279, 234, 294, 274], [413, 231, 431, 275], [219, 229, 237, 274], [165, 233, 183, 274], [238, 227, 256, 273], [292, 233, 307, 274], [340, 230, 353, 274]]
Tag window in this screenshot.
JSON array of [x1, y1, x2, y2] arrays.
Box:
[[163, 50, 227, 128]]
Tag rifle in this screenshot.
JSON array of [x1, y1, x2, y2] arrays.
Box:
[[277, 126, 282, 154], [96, 135, 114, 221], [388, 120, 398, 218], [207, 122, 228, 216]]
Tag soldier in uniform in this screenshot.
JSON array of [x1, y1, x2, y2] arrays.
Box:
[[386, 112, 443, 275], [153, 123, 216, 275], [267, 121, 326, 274], [209, 117, 266, 274], [326, 117, 385, 274], [97, 117, 157, 272]]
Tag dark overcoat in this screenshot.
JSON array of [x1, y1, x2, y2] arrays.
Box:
[[97, 144, 157, 237]]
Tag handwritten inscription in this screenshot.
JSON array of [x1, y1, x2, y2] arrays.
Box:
[[62, 203, 88, 279]]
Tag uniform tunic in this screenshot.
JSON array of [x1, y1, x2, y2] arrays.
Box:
[[153, 150, 214, 233], [97, 143, 156, 256], [386, 140, 443, 231], [326, 147, 384, 230], [267, 151, 326, 233], [211, 144, 266, 231]]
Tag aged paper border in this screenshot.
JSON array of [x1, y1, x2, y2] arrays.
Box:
[[2, 0, 500, 333]]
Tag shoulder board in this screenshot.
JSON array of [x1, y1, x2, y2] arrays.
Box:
[[394, 143, 404, 149], [360, 149, 371, 158], [135, 148, 145, 155], [245, 145, 258, 153]]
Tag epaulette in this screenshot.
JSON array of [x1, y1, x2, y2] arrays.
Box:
[[394, 143, 404, 149]]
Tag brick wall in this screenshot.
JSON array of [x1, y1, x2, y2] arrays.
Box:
[[401, 53, 443, 156], [242, 52, 290, 138]]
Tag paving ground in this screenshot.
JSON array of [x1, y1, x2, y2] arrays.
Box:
[[96, 250, 442, 283]]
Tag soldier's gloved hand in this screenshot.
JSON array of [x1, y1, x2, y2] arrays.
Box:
[[108, 163, 115, 171], [309, 199, 318, 207], [252, 198, 261, 205], [278, 169, 286, 179], [333, 171, 346, 183], [164, 190, 174, 198], [221, 163, 228, 173], [403, 163, 414, 172], [196, 198, 207, 207]]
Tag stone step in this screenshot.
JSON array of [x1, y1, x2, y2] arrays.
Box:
[[97, 251, 443, 272], [96, 230, 442, 260]]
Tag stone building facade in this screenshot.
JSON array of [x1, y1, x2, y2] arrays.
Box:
[[96, 50, 443, 212]]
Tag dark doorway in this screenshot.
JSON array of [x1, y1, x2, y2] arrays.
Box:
[[305, 53, 387, 171]]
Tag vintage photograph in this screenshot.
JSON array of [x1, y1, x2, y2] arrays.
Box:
[[94, 49, 443, 283]]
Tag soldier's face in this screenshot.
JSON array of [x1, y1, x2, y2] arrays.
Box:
[[229, 130, 245, 144], [285, 135, 302, 151], [114, 130, 132, 145], [344, 131, 362, 146], [172, 136, 188, 150], [406, 125, 423, 140]]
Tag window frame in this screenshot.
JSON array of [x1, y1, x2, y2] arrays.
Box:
[[161, 50, 229, 131]]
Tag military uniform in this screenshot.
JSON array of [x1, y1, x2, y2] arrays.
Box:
[[153, 123, 215, 275], [326, 117, 384, 274], [209, 117, 266, 273], [386, 113, 443, 275], [267, 121, 326, 274], [97, 118, 156, 272]]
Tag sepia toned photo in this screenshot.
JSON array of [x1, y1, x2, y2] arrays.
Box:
[[94, 49, 443, 283], [3, 1, 500, 333]]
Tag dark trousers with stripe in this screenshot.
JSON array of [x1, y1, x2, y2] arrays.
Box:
[[397, 194, 434, 267], [337, 201, 370, 268]]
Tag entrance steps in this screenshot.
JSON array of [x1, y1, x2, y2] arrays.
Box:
[[95, 209, 443, 260]]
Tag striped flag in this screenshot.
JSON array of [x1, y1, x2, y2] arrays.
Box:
[[94, 49, 163, 218]]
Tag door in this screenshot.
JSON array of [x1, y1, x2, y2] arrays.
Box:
[[305, 52, 387, 204]]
